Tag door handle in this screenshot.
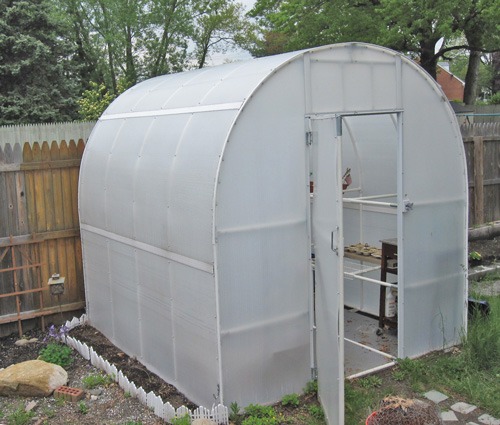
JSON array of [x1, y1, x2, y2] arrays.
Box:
[[331, 228, 339, 255]]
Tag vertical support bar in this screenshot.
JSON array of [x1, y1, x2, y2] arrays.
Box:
[[473, 136, 484, 225], [396, 111, 405, 358], [304, 117, 316, 376], [35, 244, 45, 331], [11, 244, 23, 337]]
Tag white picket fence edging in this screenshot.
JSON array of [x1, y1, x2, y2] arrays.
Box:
[[63, 315, 229, 424]]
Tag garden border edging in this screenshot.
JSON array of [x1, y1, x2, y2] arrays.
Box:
[[63, 315, 229, 424]]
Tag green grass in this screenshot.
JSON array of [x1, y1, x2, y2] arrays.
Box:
[[344, 283, 500, 424], [82, 372, 115, 389], [5, 404, 35, 425]]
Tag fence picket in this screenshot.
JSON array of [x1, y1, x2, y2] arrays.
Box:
[[163, 402, 176, 421]]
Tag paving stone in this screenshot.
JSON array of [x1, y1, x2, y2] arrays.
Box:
[[441, 410, 459, 421], [451, 402, 477, 415], [478, 414, 500, 425], [424, 390, 449, 403], [466, 422, 479, 425]]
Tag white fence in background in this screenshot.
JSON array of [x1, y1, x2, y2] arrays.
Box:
[[64, 315, 229, 425], [0, 121, 95, 148]]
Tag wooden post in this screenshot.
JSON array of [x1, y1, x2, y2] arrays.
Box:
[[473, 136, 484, 225]]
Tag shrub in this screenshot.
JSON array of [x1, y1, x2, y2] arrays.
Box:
[[82, 373, 114, 389], [171, 414, 191, 425], [488, 92, 500, 105], [281, 393, 300, 407], [308, 404, 325, 420], [39, 342, 73, 368], [303, 379, 318, 395], [242, 404, 281, 425]]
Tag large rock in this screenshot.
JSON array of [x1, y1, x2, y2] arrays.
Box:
[[0, 360, 68, 397]]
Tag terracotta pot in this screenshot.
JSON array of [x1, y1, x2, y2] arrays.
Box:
[[366, 411, 377, 425]]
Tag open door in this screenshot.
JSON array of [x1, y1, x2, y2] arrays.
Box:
[[309, 116, 344, 425]]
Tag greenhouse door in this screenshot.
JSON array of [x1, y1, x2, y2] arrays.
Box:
[[309, 116, 344, 425]]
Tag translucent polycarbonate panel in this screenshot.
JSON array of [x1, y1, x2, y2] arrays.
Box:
[[215, 61, 311, 406], [167, 110, 237, 263], [311, 117, 344, 425], [80, 230, 113, 335], [217, 223, 309, 329], [399, 61, 467, 357], [79, 119, 124, 228], [104, 51, 301, 117], [220, 310, 310, 405], [104, 118, 153, 236], [135, 250, 174, 378], [170, 264, 219, 406], [108, 241, 141, 353], [309, 46, 400, 114], [131, 114, 191, 250]]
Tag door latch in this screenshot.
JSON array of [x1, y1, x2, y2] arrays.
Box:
[[403, 198, 413, 212]]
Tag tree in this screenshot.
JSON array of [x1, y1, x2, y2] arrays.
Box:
[[248, 0, 500, 103], [191, 0, 253, 68], [248, 0, 381, 57], [493, 52, 500, 94], [0, 0, 81, 125], [77, 80, 128, 121]]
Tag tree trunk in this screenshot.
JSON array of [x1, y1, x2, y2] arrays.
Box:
[[492, 51, 500, 94], [464, 49, 481, 105], [419, 39, 439, 80], [125, 24, 137, 85]]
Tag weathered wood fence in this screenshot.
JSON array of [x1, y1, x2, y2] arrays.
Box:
[[0, 121, 499, 337], [461, 123, 500, 225], [0, 139, 85, 337]]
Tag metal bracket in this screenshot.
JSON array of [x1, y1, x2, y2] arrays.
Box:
[[306, 131, 313, 145], [403, 198, 414, 212]]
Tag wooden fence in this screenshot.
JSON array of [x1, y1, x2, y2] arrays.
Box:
[[461, 123, 500, 226], [0, 121, 499, 337], [0, 139, 85, 337]]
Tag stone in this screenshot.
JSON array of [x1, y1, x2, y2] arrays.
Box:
[[441, 410, 459, 421], [14, 338, 38, 346], [424, 390, 449, 403], [478, 414, 500, 425], [451, 402, 477, 415], [25, 400, 38, 412], [192, 420, 217, 425], [0, 360, 68, 397]]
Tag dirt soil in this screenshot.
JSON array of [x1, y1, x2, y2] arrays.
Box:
[[0, 237, 499, 424], [0, 327, 166, 425], [469, 234, 500, 265]]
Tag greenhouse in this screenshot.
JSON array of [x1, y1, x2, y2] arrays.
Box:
[[79, 43, 468, 425]]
